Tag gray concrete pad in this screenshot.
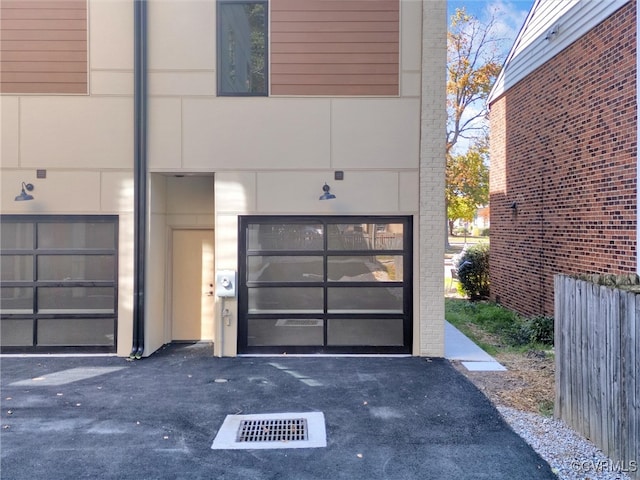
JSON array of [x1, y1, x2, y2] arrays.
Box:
[[445, 321, 497, 362], [1, 344, 555, 480]]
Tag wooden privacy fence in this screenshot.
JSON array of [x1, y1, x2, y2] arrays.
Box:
[[555, 275, 639, 479]]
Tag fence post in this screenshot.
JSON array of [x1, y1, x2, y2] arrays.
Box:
[[554, 275, 564, 419]]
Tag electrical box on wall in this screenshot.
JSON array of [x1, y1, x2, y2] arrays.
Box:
[[215, 270, 237, 297]]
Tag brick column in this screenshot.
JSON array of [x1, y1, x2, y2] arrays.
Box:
[[419, 0, 447, 356]]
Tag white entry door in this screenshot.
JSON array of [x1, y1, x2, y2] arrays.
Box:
[[171, 229, 215, 341]]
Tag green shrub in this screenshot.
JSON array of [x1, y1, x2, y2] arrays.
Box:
[[504, 322, 532, 346], [453, 226, 469, 236], [471, 226, 491, 237], [526, 315, 554, 345], [453, 243, 489, 300]]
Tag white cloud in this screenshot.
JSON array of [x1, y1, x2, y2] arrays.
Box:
[[481, 1, 532, 56]]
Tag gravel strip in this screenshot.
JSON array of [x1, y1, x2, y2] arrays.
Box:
[[498, 406, 635, 480]]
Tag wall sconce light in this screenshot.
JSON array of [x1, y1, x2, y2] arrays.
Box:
[[319, 183, 336, 200], [15, 182, 35, 201]]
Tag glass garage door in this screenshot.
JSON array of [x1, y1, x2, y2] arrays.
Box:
[[0, 215, 118, 353], [238, 216, 412, 354]]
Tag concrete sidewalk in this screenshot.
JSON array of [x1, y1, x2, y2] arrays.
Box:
[[0, 344, 555, 480], [445, 321, 507, 371]]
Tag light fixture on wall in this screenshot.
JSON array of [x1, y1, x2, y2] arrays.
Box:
[[15, 182, 35, 201], [319, 183, 336, 200]]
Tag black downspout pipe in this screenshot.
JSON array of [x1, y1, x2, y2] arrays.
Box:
[[131, 0, 147, 359]]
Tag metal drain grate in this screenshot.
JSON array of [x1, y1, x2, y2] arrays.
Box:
[[211, 412, 326, 450], [237, 418, 307, 443]]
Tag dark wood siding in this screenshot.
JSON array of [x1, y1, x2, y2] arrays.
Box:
[[271, 0, 399, 96], [0, 0, 88, 94]]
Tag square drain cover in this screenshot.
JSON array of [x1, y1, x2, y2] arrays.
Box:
[[212, 412, 326, 450]]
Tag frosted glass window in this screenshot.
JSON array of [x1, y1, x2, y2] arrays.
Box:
[[38, 223, 115, 249], [38, 318, 115, 346], [248, 319, 323, 346], [38, 255, 114, 281], [0, 223, 33, 249], [248, 287, 323, 313], [38, 287, 115, 313], [1, 256, 33, 281], [327, 287, 403, 313], [0, 287, 33, 313], [0, 319, 33, 346], [248, 256, 323, 282], [328, 319, 403, 346]]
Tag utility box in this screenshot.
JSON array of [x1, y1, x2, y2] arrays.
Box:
[[215, 270, 236, 297]]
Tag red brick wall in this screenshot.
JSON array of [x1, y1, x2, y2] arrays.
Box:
[[489, 1, 637, 317]]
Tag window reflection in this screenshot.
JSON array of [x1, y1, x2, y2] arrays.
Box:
[[218, 1, 267, 95], [38, 256, 114, 281], [327, 223, 403, 251], [248, 224, 323, 250], [328, 255, 402, 282], [248, 256, 323, 282]]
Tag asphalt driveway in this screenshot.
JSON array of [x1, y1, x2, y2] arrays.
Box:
[[1, 344, 556, 480]]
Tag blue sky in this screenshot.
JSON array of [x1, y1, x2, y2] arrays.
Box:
[[447, 0, 535, 53], [446, 1, 536, 154]]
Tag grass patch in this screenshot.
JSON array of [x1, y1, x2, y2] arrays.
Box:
[[538, 399, 554, 417], [446, 298, 556, 416], [445, 298, 554, 354]]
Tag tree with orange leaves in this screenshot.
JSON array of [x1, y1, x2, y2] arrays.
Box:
[[446, 8, 502, 237]]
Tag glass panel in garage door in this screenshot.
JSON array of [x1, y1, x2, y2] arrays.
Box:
[[327, 255, 403, 282], [327, 319, 404, 346], [38, 318, 115, 346], [248, 256, 323, 282], [38, 255, 115, 281], [0, 223, 33, 249], [1, 256, 33, 281], [247, 223, 323, 251], [248, 287, 323, 314], [0, 287, 33, 313], [248, 319, 323, 346], [38, 222, 116, 249]]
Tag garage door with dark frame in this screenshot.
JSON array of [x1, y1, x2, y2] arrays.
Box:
[[238, 216, 412, 354]]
